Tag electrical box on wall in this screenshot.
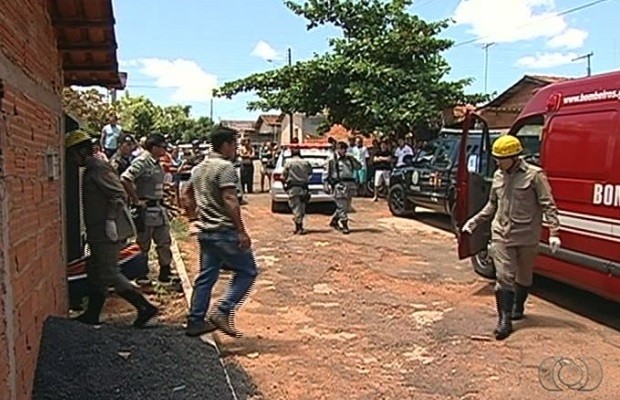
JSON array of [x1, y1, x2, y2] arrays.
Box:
[[45, 147, 60, 180]]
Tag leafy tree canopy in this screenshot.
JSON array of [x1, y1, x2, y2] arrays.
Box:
[[215, 0, 489, 136], [62, 88, 215, 143]]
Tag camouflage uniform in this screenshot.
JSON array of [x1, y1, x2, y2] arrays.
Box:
[[326, 154, 361, 232], [283, 155, 313, 232], [121, 150, 173, 280]]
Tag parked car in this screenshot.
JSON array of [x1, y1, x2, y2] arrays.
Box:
[[387, 128, 540, 231], [270, 144, 334, 213]]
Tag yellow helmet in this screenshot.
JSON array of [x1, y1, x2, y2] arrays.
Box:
[[492, 135, 523, 158], [65, 130, 92, 149]]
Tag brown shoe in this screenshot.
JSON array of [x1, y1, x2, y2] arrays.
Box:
[[209, 312, 242, 338]]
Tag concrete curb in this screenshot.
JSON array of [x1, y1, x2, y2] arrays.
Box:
[[170, 237, 239, 400]]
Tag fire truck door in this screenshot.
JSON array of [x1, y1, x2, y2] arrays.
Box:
[[455, 112, 493, 260]]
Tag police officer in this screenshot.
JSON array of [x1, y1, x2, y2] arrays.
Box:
[[282, 146, 313, 234], [326, 141, 362, 234], [66, 130, 158, 327], [121, 133, 176, 284], [462, 135, 561, 340], [109, 134, 137, 176]]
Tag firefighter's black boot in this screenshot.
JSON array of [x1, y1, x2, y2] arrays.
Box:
[[294, 222, 302, 234], [494, 289, 514, 340], [341, 220, 350, 235], [75, 291, 106, 325], [512, 283, 530, 320], [118, 289, 159, 328]]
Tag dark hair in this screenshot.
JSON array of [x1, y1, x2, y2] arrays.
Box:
[[328, 137, 336, 144], [337, 141, 348, 150], [145, 133, 167, 151], [211, 126, 237, 152], [74, 140, 94, 157]]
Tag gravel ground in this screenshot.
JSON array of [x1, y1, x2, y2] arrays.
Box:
[[33, 316, 236, 400]]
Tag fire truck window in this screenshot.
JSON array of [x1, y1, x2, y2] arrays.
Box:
[[543, 111, 616, 179]]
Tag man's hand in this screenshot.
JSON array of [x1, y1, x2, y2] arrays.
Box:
[[549, 236, 561, 253], [461, 219, 475, 234], [238, 231, 252, 250], [105, 220, 119, 242]]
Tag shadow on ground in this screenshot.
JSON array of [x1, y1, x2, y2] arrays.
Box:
[[531, 275, 620, 331]]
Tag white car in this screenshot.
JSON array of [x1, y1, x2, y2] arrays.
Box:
[[270, 144, 334, 213]]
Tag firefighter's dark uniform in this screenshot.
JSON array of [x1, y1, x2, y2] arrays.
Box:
[[121, 150, 174, 282], [67, 130, 158, 327], [282, 152, 313, 233], [464, 135, 560, 340]]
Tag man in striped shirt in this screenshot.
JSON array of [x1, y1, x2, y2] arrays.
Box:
[[181, 125, 259, 338]]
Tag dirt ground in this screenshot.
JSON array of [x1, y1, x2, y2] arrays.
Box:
[[172, 193, 619, 400]]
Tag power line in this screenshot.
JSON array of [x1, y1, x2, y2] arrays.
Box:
[[452, 0, 613, 48]]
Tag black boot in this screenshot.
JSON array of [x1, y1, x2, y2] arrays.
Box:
[[75, 291, 106, 325], [494, 289, 514, 340], [118, 289, 159, 328], [341, 220, 350, 235], [158, 264, 178, 284], [512, 284, 530, 320], [294, 222, 302, 234], [329, 216, 340, 230]]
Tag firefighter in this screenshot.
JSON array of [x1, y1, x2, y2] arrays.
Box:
[[121, 133, 177, 284], [282, 146, 313, 234], [462, 135, 561, 340], [66, 130, 158, 327], [326, 141, 362, 234]]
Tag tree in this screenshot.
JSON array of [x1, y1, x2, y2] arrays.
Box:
[[62, 88, 215, 143], [62, 88, 116, 135], [215, 0, 489, 136]]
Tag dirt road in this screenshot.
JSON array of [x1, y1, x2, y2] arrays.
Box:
[[176, 193, 619, 400]]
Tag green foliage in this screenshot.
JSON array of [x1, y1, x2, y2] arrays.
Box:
[[62, 88, 215, 142], [215, 0, 488, 135]]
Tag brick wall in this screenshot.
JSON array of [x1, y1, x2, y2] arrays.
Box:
[[0, 0, 66, 399]]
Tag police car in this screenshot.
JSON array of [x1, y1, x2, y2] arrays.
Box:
[[270, 144, 334, 213]]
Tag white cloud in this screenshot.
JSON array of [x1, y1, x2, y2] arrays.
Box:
[[134, 58, 218, 102], [453, 0, 587, 49], [516, 52, 580, 68], [547, 28, 588, 49], [118, 59, 140, 68], [251, 40, 279, 62]]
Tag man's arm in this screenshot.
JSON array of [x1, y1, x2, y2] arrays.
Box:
[[348, 154, 362, 170], [181, 181, 198, 220], [93, 165, 127, 219], [535, 170, 560, 237], [100, 128, 107, 148], [120, 159, 145, 205]]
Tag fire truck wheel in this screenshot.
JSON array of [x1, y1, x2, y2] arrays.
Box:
[[471, 247, 496, 280]]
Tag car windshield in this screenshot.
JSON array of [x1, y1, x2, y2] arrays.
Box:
[[421, 139, 457, 168]]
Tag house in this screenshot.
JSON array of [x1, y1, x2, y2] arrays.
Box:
[[220, 120, 256, 140], [253, 114, 281, 145], [0, 1, 124, 398], [478, 75, 572, 128], [278, 113, 328, 145]]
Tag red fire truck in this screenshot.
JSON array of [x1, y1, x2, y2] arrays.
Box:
[[454, 71, 620, 303]]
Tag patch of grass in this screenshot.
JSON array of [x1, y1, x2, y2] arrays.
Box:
[[169, 217, 190, 241]]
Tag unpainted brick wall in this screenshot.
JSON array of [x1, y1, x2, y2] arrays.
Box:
[[0, 0, 66, 399]]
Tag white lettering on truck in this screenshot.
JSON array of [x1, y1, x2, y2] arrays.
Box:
[[593, 183, 620, 207]]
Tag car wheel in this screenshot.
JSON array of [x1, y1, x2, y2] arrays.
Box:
[[271, 201, 289, 214], [388, 184, 415, 217], [471, 245, 496, 280]]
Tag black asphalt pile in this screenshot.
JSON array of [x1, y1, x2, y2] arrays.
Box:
[[33, 317, 236, 400]]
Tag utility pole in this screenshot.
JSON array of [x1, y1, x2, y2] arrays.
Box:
[[572, 52, 593, 76], [209, 97, 214, 121], [288, 47, 294, 143], [482, 43, 495, 94]]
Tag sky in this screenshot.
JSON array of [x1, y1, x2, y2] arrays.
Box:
[[112, 0, 620, 122]]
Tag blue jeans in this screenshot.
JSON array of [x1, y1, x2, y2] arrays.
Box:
[[188, 229, 259, 322]]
